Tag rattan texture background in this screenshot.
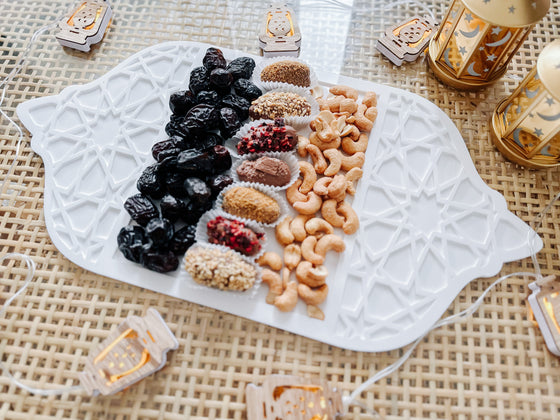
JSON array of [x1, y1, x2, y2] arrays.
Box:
[[1, 0, 559, 419]]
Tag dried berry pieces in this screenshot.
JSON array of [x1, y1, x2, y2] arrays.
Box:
[[124, 194, 159, 226], [236, 118, 298, 155], [207, 216, 264, 256]]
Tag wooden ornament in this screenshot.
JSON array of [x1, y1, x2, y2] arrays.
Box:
[[259, 3, 302, 58], [376, 15, 438, 66], [246, 375, 343, 420], [79, 308, 178, 396], [55, 0, 112, 52], [528, 275, 560, 356]]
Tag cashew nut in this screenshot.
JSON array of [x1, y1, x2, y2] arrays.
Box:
[[313, 176, 332, 196], [340, 124, 360, 140], [339, 98, 358, 114], [295, 261, 329, 287], [307, 304, 325, 320], [286, 179, 307, 205], [337, 201, 360, 235], [315, 117, 337, 143], [353, 104, 374, 132], [293, 191, 323, 215], [290, 214, 311, 242], [309, 132, 341, 151], [326, 95, 344, 112], [345, 167, 363, 195], [262, 269, 283, 305], [282, 267, 291, 288], [329, 85, 359, 100], [275, 216, 295, 246], [298, 161, 317, 194], [341, 133, 369, 154], [362, 91, 377, 108], [298, 283, 329, 306], [284, 244, 301, 270], [327, 174, 347, 202], [257, 252, 282, 271], [301, 236, 324, 265], [340, 151, 365, 171], [365, 106, 378, 123], [306, 144, 328, 174], [305, 218, 334, 237], [315, 234, 346, 257], [321, 199, 344, 228], [316, 97, 329, 110], [311, 85, 324, 99], [310, 110, 335, 128], [297, 135, 310, 158], [323, 149, 342, 177], [274, 281, 298, 312]]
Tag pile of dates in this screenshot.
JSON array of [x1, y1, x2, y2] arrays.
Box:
[[117, 47, 263, 273]]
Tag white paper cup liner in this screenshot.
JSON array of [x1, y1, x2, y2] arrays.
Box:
[[195, 209, 267, 261], [183, 243, 262, 298], [226, 118, 298, 158], [231, 151, 300, 192], [255, 56, 318, 92], [216, 182, 289, 229], [249, 87, 319, 127]]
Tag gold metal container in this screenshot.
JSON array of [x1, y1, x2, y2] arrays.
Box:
[[427, 0, 550, 90], [491, 40, 560, 169]]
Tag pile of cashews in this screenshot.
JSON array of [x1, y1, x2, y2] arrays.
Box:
[[257, 85, 378, 320]]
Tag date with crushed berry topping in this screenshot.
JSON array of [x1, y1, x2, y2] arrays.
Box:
[[207, 216, 264, 256], [236, 118, 297, 155]]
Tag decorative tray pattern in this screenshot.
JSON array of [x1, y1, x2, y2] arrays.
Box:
[[16, 41, 542, 352]]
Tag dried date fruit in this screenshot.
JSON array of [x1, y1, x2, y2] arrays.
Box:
[[209, 68, 233, 90], [160, 194, 187, 223], [189, 66, 210, 94], [184, 177, 212, 207], [207, 174, 233, 197], [145, 217, 174, 247], [209, 145, 232, 173], [170, 225, 196, 254], [218, 107, 241, 138], [176, 149, 213, 177], [202, 47, 226, 71], [196, 90, 221, 106], [198, 132, 224, 149], [233, 78, 262, 101], [220, 94, 250, 120], [124, 194, 159, 226], [169, 90, 196, 116], [165, 117, 190, 139], [181, 200, 209, 224], [164, 171, 187, 197], [226, 56, 256, 80], [183, 104, 220, 133], [152, 136, 185, 162], [117, 225, 152, 263], [137, 164, 165, 199], [142, 250, 179, 273]]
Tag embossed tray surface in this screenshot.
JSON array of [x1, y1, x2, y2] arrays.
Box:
[[16, 41, 542, 352]]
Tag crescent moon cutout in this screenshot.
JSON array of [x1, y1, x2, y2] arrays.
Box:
[[512, 128, 523, 147], [444, 48, 453, 68], [537, 112, 560, 122], [467, 62, 481, 77], [486, 31, 512, 47], [524, 87, 540, 99], [503, 103, 512, 126], [459, 26, 480, 38]]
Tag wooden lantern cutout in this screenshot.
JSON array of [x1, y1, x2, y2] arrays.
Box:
[[246, 375, 343, 420], [55, 0, 112, 52], [376, 15, 439, 66], [528, 275, 560, 356], [259, 3, 302, 58], [80, 308, 178, 396]]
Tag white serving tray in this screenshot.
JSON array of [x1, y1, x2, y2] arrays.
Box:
[[16, 41, 542, 352]]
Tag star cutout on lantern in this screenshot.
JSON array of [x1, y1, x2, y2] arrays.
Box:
[[509, 5, 515, 13], [454, 31, 459, 37], [529, 113, 535, 118], [464, 13, 473, 23], [532, 1, 537, 8], [459, 46, 467, 55], [479, 47, 485, 51], [546, 97, 555, 106], [487, 54, 497, 62], [534, 128, 544, 137], [483, 0, 490, 3], [491, 26, 502, 35], [484, 68, 489, 72]]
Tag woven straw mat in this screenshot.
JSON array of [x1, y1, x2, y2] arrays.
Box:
[[1, 0, 560, 419]]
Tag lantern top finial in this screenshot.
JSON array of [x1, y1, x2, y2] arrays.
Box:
[[538, 39, 560, 103], [462, 0, 550, 27]]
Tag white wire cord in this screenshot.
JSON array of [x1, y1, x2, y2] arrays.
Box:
[[0, 254, 84, 396]]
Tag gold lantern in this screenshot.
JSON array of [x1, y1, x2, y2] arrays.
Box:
[[491, 40, 560, 169], [427, 0, 550, 90]]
